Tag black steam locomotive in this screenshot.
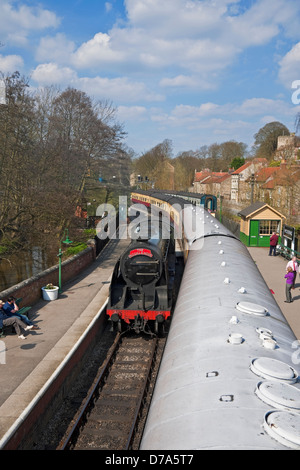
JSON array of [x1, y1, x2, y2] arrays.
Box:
[[107, 217, 175, 335]]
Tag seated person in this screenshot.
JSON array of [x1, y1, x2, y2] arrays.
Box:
[[0, 300, 34, 340], [3, 297, 39, 330]]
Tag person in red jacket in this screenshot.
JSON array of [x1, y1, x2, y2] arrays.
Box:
[[269, 232, 278, 256]]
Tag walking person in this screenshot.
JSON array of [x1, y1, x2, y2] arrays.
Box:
[[286, 256, 299, 289], [284, 267, 294, 303], [269, 232, 279, 256], [0, 300, 33, 339]]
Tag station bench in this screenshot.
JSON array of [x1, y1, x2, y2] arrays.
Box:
[[15, 298, 32, 317]]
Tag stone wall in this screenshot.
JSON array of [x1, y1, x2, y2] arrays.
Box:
[[0, 241, 97, 307]]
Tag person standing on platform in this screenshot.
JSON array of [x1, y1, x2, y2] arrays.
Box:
[[286, 256, 299, 289], [269, 232, 279, 256], [284, 267, 294, 303]]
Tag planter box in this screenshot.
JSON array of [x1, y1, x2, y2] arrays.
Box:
[[42, 286, 59, 301]]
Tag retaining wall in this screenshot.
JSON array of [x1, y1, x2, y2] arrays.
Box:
[[0, 241, 97, 307]]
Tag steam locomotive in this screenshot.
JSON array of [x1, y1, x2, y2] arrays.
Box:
[[107, 215, 175, 335]]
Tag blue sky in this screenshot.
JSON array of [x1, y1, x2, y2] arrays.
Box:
[[1, 0, 300, 156]]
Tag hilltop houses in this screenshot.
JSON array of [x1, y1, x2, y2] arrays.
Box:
[[192, 158, 268, 204], [191, 136, 300, 224]]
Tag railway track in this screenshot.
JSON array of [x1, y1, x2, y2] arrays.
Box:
[[58, 332, 160, 450]]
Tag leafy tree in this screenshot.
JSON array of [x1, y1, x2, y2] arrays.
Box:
[[133, 139, 173, 189], [253, 121, 290, 159], [230, 156, 245, 170], [0, 73, 130, 251]]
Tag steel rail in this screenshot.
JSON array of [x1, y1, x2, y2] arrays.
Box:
[[58, 332, 122, 450]]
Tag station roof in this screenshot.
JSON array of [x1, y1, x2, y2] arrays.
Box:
[[238, 202, 286, 220]]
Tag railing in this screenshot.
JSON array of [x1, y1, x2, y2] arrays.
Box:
[[276, 243, 300, 262]]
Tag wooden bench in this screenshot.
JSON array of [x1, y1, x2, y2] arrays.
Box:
[[15, 298, 32, 318]]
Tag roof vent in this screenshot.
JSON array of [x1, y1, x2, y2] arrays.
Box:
[[263, 411, 300, 449], [250, 357, 298, 384], [256, 381, 300, 411], [228, 333, 243, 344], [236, 301, 268, 316]]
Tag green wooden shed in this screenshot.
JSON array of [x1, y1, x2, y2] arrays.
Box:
[[238, 202, 286, 247]]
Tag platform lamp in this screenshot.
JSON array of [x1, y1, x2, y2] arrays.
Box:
[[58, 228, 73, 293]]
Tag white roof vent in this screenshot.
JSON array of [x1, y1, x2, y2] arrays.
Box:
[[250, 357, 298, 384], [263, 411, 300, 449], [236, 301, 268, 316], [256, 381, 300, 411], [228, 333, 243, 344]]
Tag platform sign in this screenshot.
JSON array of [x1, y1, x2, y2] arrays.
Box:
[[283, 224, 295, 241]]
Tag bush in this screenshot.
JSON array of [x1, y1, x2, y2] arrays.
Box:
[[65, 242, 87, 256]]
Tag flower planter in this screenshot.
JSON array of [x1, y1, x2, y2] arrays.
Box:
[[42, 286, 59, 301]]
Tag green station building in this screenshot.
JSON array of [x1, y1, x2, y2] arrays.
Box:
[[239, 202, 286, 247]]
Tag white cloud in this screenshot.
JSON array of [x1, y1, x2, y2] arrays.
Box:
[[31, 63, 77, 86], [31, 63, 164, 103], [77, 76, 164, 103], [0, 1, 60, 45], [278, 42, 300, 89], [105, 3, 113, 13], [0, 54, 23, 72], [36, 34, 75, 64], [62, 0, 300, 92], [159, 75, 216, 90], [117, 105, 148, 121], [149, 97, 299, 133], [72, 32, 125, 69]]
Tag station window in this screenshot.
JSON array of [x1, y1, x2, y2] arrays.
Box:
[[259, 220, 280, 235]]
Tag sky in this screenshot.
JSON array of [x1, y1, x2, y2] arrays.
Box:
[[1, 0, 300, 157]]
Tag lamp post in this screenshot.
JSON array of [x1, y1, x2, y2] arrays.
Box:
[[58, 228, 73, 293]]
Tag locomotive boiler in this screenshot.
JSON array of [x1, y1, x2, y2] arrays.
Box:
[[107, 217, 175, 334]]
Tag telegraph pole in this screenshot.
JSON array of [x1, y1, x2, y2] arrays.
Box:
[[250, 173, 255, 204]]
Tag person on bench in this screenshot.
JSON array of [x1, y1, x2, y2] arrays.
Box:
[[0, 300, 34, 340], [2, 297, 39, 330]]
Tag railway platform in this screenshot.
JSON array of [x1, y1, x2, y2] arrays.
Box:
[[0, 235, 130, 448], [247, 246, 300, 339]]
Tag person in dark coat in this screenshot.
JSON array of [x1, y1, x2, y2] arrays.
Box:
[[3, 297, 39, 329], [269, 232, 279, 256], [0, 300, 33, 339]]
